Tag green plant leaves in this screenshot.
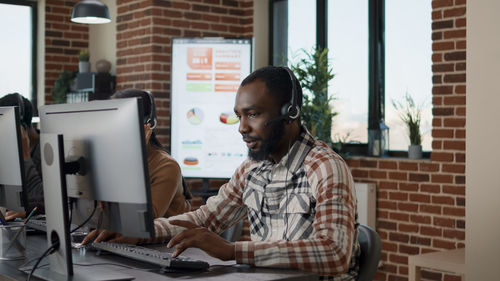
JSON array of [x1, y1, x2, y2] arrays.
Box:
[[51, 70, 77, 104], [290, 47, 336, 145], [391, 92, 422, 145]]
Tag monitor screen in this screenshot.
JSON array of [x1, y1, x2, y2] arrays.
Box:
[[39, 98, 154, 238], [170, 38, 252, 178], [0, 106, 27, 212]]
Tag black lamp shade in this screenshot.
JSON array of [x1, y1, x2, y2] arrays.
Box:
[[71, 0, 111, 24]]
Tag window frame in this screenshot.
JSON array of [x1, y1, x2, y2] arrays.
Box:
[[269, 0, 430, 158], [0, 0, 38, 114]]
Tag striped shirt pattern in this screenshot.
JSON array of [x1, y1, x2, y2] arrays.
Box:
[[152, 129, 360, 280]]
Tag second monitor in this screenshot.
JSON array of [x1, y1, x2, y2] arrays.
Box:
[[39, 98, 155, 238]]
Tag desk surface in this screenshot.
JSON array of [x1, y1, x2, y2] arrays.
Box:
[[0, 234, 318, 281], [408, 248, 465, 274]]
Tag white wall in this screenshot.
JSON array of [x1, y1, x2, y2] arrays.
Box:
[[253, 0, 269, 69], [89, 0, 117, 75], [466, 1, 500, 280]]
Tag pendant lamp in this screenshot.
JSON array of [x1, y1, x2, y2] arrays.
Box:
[[71, 0, 111, 24]]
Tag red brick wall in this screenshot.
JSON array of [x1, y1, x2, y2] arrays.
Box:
[[115, 0, 254, 147], [44, 0, 89, 103], [347, 1, 466, 281]]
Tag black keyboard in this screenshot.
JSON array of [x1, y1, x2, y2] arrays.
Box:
[[92, 242, 209, 271]]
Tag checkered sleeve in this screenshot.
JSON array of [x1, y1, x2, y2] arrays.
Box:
[[235, 151, 357, 276], [146, 160, 256, 244]]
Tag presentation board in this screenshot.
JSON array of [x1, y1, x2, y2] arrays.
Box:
[[171, 38, 252, 178]]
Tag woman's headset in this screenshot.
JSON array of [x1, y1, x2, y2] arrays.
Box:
[[143, 90, 157, 130]]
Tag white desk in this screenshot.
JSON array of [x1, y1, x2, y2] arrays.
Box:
[[408, 248, 465, 281]]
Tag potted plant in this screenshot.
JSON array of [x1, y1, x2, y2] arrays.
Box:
[[392, 92, 422, 159], [78, 49, 90, 73], [290, 47, 336, 146], [51, 70, 77, 103]]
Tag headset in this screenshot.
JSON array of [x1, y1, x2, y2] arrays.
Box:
[[281, 66, 301, 122], [143, 90, 157, 130], [265, 67, 301, 126], [278, 67, 301, 241]]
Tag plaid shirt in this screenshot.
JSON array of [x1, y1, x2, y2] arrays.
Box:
[[152, 129, 360, 280]]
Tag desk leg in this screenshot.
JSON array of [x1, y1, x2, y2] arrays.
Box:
[[408, 264, 421, 281]]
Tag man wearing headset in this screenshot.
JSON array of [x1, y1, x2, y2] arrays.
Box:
[[86, 66, 360, 279]]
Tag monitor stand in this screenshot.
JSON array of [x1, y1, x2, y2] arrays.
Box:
[[19, 133, 133, 281]]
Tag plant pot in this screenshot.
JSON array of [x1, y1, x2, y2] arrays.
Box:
[[408, 144, 422, 159], [79, 61, 90, 73]]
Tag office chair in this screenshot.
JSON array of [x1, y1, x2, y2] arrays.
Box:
[[357, 224, 382, 281]]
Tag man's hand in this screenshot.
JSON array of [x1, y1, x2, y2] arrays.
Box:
[[5, 210, 26, 221], [167, 220, 235, 261], [81, 229, 141, 245]]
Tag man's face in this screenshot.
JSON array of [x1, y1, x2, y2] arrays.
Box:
[[234, 80, 285, 161]]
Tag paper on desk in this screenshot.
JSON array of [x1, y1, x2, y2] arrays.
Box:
[[153, 245, 236, 266]]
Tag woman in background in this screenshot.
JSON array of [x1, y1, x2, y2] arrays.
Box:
[[112, 89, 191, 218]]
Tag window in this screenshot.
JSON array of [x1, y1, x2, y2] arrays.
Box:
[[385, 0, 432, 151], [270, 0, 432, 155], [270, 0, 317, 66], [328, 0, 369, 144], [0, 1, 37, 109]]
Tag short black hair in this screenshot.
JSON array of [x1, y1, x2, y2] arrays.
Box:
[[240, 66, 303, 110]]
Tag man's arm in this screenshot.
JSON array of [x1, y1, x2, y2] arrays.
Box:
[[235, 154, 357, 276], [87, 161, 254, 246], [147, 160, 255, 244]]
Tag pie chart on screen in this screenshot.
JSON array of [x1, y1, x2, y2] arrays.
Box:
[[219, 112, 239, 125], [183, 157, 199, 165], [186, 107, 204, 125]]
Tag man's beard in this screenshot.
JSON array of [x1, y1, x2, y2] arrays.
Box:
[[248, 120, 285, 161]]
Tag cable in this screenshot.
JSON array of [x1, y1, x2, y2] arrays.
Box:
[[27, 241, 59, 281], [283, 133, 294, 241], [73, 262, 160, 273], [73, 262, 140, 270], [68, 198, 75, 226], [70, 201, 97, 234]]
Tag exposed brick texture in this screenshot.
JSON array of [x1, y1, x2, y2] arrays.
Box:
[[42, 0, 465, 279], [44, 0, 89, 103], [115, 0, 253, 147], [349, 1, 466, 280]]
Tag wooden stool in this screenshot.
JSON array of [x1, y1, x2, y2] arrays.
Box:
[[408, 248, 465, 281]]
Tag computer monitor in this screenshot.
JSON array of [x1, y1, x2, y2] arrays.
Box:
[[29, 98, 154, 280], [40, 98, 154, 237], [0, 106, 28, 212]]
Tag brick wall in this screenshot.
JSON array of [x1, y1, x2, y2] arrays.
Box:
[[115, 0, 253, 147], [41, 1, 467, 279], [347, 1, 466, 281], [44, 0, 89, 103]]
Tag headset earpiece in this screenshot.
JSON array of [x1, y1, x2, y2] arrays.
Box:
[[281, 67, 300, 122], [143, 91, 157, 130], [14, 93, 26, 128]]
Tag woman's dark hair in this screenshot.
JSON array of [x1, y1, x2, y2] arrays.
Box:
[[111, 89, 163, 150], [22, 97, 33, 128], [0, 92, 29, 127]]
